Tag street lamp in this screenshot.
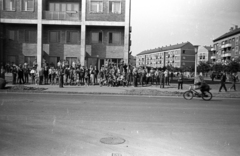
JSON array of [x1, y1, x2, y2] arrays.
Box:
[[194, 45, 199, 78]]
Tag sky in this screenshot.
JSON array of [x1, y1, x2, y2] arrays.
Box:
[[130, 0, 240, 56]]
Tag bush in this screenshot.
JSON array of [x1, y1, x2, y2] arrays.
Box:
[[0, 78, 6, 89]]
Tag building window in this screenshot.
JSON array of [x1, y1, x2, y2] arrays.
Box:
[[66, 31, 79, 44], [91, 32, 102, 43], [109, 1, 121, 14], [236, 46, 239, 55], [90, 1, 103, 13], [22, 0, 34, 11], [3, 0, 15, 11], [49, 3, 79, 12], [182, 50, 185, 54], [49, 31, 60, 43], [236, 37, 239, 45], [25, 30, 37, 43], [109, 32, 121, 44]]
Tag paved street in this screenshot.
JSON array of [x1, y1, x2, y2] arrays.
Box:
[[0, 93, 240, 156]]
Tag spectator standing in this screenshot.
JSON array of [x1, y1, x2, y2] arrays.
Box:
[[39, 67, 44, 85], [30, 68, 36, 84], [17, 65, 24, 84], [164, 70, 170, 86], [155, 69, 159, 86], [0, 66, 5, 79], [133, 67, 138, 87], [59, 66, 64, 88], [23, 66, 29, 84], [219, 72, 227, 92], [159, 70, 165, 88], [178, 72, 184, 90], [84, 67, 90, 86], [43, 66, 49, 84], [94, 66, 99, 85], [79, 66, 85, 85], [12, 66, 17, 84], [229, 73, 238, 91], [150, 68, 154, 85]]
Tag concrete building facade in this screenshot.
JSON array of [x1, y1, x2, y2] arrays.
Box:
[[211, 26, 240, 64], [0, 0, 131, 69], [197, 45, 212, 65], [136, 42, 196, 69]]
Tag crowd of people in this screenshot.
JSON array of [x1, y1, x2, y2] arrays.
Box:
[[0, 61, 238, 92], [0, 61, 185, 89]]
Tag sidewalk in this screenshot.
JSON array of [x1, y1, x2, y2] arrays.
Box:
[[2, 73, 240, 98]]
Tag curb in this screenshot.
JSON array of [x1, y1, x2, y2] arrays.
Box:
[[1, 89, 240, 98]]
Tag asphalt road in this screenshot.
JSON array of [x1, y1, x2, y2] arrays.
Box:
[[0, 93, 240, 156]]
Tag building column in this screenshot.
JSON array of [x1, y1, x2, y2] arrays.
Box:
[[124, 0, 131, 65], [37, 0, 43, 70], [80, 0, 86, 66]]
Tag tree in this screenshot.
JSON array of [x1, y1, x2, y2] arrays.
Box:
[[197, 62, 211, 74], [212, 63, 224, 73], [225, 61, 240, 73]]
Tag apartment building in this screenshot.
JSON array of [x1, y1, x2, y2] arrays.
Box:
[[0, 0, 131, 69], [136, 42, 195, 69], [197, 45, 212, 65], [211, 26, 240, 64]]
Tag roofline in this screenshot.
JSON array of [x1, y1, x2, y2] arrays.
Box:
[[213, 30, 240, 42], [136, 42, 191, 56]]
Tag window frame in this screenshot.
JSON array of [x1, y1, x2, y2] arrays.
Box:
[[3, 0, 16, 11], [25, 30, 37, 43], [66, 31, 80, 44], [108, 32, 121, 44], [109, 0, 121, 14], [21, 0, 34, 12], [90, 0, 103, 13], [49, 31, 60, 43], [91, 31, 103, 44]]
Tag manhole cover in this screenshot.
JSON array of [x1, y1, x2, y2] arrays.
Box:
[[100, 137, 125, 145]]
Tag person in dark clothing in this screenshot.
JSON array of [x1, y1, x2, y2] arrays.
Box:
[[219, 72, 227, 92], [39, 68, 44, 85], [229, 73, 238, 91], [177, 72, 184, 90], [59, 66, 64, 88], [12, 66, 17, 84], [17, 66, 24, 84], [79, 66, 85, 85], [159, 71, 165, 88], [43, 66, 49, 84], [23, 66, 29, 84]]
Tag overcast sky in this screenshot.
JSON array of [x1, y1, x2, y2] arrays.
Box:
[[131, 0, 240, 56]]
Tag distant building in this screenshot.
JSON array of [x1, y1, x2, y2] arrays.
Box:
[[0, 0, 132, 69], [136, 42, 195, 69], [197, 46, 212, 65], [129, 55, 136, 66], [211, 26, 240, 64]]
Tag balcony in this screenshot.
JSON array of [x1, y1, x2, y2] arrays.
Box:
[[211, 56, 216, 59], [221, 53, 232, 58], [211, 48, 216, 51], [225, 43, 232, 48], [43, 11, 80, 21]]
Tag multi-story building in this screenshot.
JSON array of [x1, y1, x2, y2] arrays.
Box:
[[0, 0, 131, 69], [197, 45, 212, 65], [136, 42, 195, 69], [211, 26, 240, 64]]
